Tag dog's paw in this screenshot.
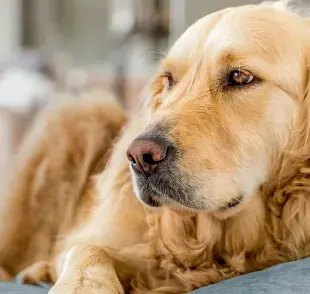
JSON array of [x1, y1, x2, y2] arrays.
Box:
[[17, 261, 56, 287]]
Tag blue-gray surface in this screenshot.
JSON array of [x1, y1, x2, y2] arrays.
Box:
[[0, 282, 49, 293], [0, 258, 309, 293], [193, 258, 310, 294]]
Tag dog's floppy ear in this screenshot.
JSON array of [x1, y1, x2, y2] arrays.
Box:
[[261, 0, 310, 17]]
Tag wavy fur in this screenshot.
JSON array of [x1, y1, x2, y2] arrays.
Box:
[[2, 2, 310, 294]]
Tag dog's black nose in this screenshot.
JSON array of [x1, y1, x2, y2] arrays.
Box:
[[126, 138, 168, 176]]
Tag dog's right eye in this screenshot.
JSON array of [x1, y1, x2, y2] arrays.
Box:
[[227, 69, 254, 87], [163, 72, 175, 90]]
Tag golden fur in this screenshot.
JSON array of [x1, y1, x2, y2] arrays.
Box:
[[1, 1, 310, 293]]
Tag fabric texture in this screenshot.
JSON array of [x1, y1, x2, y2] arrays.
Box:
[[193, 258, 310, 294], [0, 282, 48, 293], [0, 258, 309, 293]]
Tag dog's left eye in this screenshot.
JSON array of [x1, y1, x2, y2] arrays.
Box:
[[163, 72, 175, 90], [227, 69, 254, 86]]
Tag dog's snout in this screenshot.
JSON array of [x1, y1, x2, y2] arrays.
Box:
[[126, 137, 169, 176]]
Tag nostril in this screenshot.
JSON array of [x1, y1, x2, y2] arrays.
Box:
[[131, 156, 136, 164], [127, 153, 136, 164], [126, 137, 170, 175], [143, 153, 157, 165]]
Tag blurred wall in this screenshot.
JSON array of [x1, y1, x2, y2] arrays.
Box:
[[0, 0, 21, 66], [22, 0, 264, 64], [170, 0, 261, 42], [22, 0, 112, 63], [185, 0, 261, 26]]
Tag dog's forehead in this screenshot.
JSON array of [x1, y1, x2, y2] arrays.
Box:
[[167, 5, 299, 64], [168, 9, 224, 61], [206, 9, 289, 53]]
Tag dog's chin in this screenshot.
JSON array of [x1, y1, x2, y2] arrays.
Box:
[[137, 193, 199, 212], [134, 184, 204, 212], [135, 188, 182, 210], [134, 182, 245, 214], [138, 193, 162, 208], [131, 171, 245, 213], [131, 171, 205, 211]]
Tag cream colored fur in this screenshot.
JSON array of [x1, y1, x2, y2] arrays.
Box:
[[1, 1, 310, 293]]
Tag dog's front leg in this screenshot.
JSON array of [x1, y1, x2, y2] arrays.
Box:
[[49, 244, 124, 294]]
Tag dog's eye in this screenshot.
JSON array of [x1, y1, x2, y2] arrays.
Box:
[[163, 72, 175, 90], [227, 70, 254, 86]]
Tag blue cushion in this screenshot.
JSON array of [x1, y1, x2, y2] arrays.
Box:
[[193, 258, 310, 294], [1, 258, 309, 293], [0, 282, 48, 293]]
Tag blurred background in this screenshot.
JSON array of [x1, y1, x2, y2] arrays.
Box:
[[0, 0, 261, 182]]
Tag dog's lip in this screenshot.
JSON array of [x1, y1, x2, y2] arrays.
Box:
[[135, 172, 245, 212], [140, 194, 162, 207], [218, 195, 244, 211], [138, 180, 177, 207]]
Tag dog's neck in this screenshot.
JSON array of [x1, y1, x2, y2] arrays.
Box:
[[140, 153, 310, 292]]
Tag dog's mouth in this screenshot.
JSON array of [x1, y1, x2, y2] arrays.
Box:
[[133, 167, 245, 212], [139, 185, 244, 212], [135, 174, 204, 210], [142, 181, 181, 208], [218, 195, 244, 211]]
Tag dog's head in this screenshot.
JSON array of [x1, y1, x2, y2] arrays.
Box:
[[127, 3, 310, 215]]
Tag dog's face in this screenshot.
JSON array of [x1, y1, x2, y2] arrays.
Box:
[[127, 4, 309, 214]]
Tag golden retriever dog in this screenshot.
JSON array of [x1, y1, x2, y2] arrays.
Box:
[[1, 0, 310, 293]]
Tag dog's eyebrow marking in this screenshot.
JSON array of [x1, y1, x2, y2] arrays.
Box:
[[218, 49, 240, 66], [207, 48, 245, 76]]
